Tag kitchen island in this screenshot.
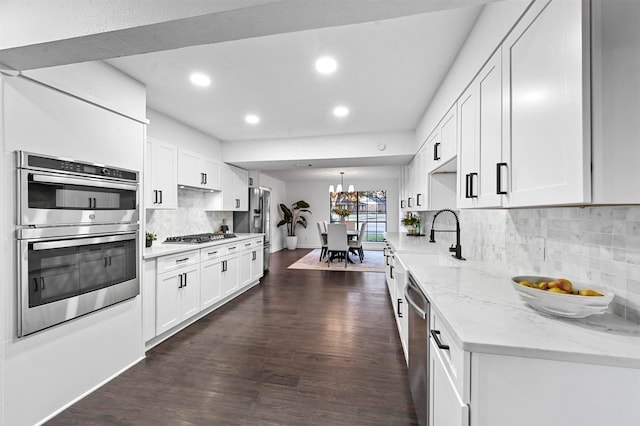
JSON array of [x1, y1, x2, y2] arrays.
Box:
[[384, 232, 640, 426], [143, 233, 265, 348]]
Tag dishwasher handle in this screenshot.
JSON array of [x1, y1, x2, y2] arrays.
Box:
[[404, 280, 427, 320]]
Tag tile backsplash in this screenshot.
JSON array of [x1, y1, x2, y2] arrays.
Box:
[[146, 188, 232, 241], [418, 206, 640, 324]]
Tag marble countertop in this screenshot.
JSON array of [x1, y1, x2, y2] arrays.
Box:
[[385, 232, 640, 369], [143, 233, 264, 260]]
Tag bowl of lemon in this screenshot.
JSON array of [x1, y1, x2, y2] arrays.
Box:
[[511, 276, 614, 318]]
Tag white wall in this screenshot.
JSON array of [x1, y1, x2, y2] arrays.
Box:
[[223, 130, 415, 166], [283, 176, 399, 249], [1, 66, 145, 426]]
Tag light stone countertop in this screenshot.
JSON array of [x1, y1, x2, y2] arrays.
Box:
[[143, 233, 265, 260], [385, 232, 640, 369]]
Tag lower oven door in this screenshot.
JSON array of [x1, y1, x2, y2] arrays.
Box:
[[18, 231, 139, 337]]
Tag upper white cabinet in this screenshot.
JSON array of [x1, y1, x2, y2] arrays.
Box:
[[145, 137, 178, 209], [177, 148, 221, 191], [457, 49, 503, 209], [221, 165, 249, 211], [428, 105, 457, 173], [501, 0, 591, 207]]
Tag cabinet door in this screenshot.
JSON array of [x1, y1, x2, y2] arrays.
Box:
[[251, 248, 264, 282], [502, 0, 590, 207], [177, 149, 204, 188], [156, 271, 181, 335], [239, 248, 253, 288], [203, 158, 221, 191], [439, 105, 457, 165], [200, 258, 223, 310], [233, 166, 249, 211], [179, 267, 200, 320], [457, 82, 478, 209], [430, 338, 469, 426], [143, 260, 156, 342], [221, 255, 239, 296], [220, 165, 236, 210], [146, 138, 177, 209]]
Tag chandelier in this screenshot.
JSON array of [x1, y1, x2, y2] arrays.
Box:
[[329, 171, 355, 193]]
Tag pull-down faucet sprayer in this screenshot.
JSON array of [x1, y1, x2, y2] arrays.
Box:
[[429, 209, 465, 260]]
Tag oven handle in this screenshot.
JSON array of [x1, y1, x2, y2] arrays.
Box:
[[31, 172, 138, 192], [31, 233, 135, 251]]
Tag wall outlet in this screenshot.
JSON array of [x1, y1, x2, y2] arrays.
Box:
[[532, 237, 545, 261]]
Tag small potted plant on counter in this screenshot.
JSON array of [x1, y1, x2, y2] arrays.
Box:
[[145, 232, 157, 247], [401, 213, 421, 236], [277, 200, 312, 250]]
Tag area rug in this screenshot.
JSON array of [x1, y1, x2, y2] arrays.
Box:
[[288, 249, 385, 272]]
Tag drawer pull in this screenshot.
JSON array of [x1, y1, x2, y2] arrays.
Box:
[[175, 257, 190, 263], [431, 330, 449, 351], [208, 251, 218, 256], [245, 243, 252, 247]]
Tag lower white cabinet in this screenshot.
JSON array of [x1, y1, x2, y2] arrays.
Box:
[[144, 237, 264, 345], [156, 254, 201, 335], [430, 338, 469, 426]]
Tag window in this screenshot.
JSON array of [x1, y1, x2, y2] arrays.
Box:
[[330, 191, 386, 242]]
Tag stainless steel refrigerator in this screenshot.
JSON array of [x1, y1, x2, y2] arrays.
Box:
[[233, 188, 271, 271]]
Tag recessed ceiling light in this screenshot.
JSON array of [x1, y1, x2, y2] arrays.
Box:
[[190, 73, 211, 87], [333, 106, 349, 117], [315, 56, 337, 74], [245, 114, 260, 124]]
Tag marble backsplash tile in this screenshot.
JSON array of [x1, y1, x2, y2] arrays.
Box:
[[418, 206, 640, 324], [145, 188, 232, 242]]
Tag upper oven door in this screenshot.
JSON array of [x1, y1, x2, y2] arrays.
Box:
[[18, 169, 138, 226]]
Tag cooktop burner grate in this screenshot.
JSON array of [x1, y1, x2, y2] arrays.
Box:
[[163, 233, 236, 244]]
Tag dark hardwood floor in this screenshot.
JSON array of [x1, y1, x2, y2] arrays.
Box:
[[48, 249, 418, 426]]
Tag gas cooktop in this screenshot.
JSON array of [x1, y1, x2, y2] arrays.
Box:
[[163, 233, 237, 244]]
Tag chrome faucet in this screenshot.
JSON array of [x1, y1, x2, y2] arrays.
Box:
[[429, 209, 465, 260]]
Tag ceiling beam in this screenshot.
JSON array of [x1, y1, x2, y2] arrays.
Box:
[[0, 0, 494, 71]]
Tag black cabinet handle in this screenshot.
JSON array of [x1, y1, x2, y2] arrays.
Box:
[[390, 265, 394, 279], [88, 197, 93, 208], [235, 199, 240, 208], [469, 172, 478, 198], [397, 298, 403, 318], [222, 260, 227, 272], [434, 142, 441, 161], [465, 174, 470, 199], [407, 197, 413, 208], [159, 190, 163, 204], [104, 257, 108, 267], [176, 257, 189, 263], [178, 273, 183, 288], [417, 193, 422, 206], [153, 190, 158, 204], [431, 330, 450, 350], [252, 251, 256, 261], [183, 273, 187, 287], [400, 200, 405, 209], [496, 162, 508, 195], [204, 173, 207, 185]]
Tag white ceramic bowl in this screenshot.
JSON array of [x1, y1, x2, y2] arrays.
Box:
[[511, 276, 614, 318]]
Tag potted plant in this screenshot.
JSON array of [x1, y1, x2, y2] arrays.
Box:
[[401, 213, 421, 235], [277, 200, 311, 250], [145, 232, 157, 247], [332, 207, 351, 221]]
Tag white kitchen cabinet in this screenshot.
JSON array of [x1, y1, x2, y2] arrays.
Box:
[[250, 244, 264, 283], [143, 259, 157, 342], [428, 105, 457, 173], [501, 0, 591, 207], [209, 164, 248, 211], [155, 250, 201, 335], [457, 49, 503, 209], [239, 240, 254, 288], [200, 247, 225, 310], [430, 338, 469, 426], [394, 256, 409, 363], [221, 253, 239, 297], [145, 137, 177, 209], [177, 148, 221, 191]]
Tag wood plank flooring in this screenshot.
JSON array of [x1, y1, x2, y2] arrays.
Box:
[[47, 249, 418, 425]]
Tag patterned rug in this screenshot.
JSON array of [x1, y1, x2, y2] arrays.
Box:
[[287, 249, 385, 272]]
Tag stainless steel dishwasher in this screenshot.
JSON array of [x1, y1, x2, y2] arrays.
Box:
[[405, 274, 430, 426]]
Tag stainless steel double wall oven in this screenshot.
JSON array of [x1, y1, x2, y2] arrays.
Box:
[[16, 151, 140, 337]]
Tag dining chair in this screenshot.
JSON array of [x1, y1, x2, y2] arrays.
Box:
[[326, 223, 348, 268], [348, 221, 368, 262], [321, 221, 328, 233], [316, 222, 328, 261]]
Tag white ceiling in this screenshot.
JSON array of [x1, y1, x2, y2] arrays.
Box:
[[105, 4, 483, 180]]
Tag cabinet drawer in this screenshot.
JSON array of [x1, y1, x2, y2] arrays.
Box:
[[157, 250, 200, 274], [430, 309, 469, 399], [201, 245, 229, 260]]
